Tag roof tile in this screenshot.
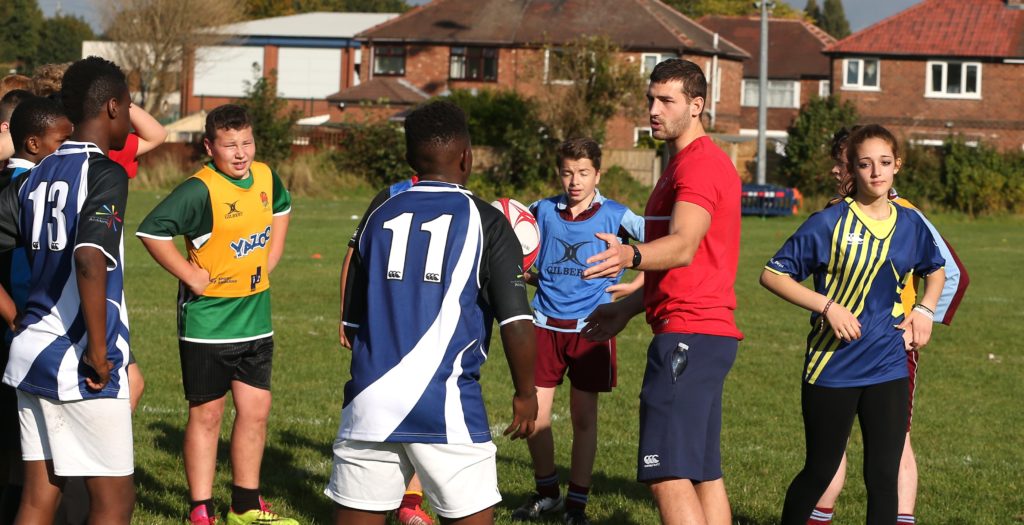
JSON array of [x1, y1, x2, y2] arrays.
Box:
[[699, 16, 835, 79], [826, 0, 1024, 58], [358, 0, 749, 59]]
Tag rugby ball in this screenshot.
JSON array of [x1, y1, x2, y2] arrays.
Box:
[[491, 198, 540, 270]]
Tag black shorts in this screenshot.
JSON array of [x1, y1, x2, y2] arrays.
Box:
[[637, 333, 738, 483], [179, 336, 274, 402]]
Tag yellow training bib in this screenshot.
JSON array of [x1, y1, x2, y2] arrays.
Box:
[[188, 162, 274, 297]]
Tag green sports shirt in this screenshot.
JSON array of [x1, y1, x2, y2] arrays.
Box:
[[137, 162, 291, 342]]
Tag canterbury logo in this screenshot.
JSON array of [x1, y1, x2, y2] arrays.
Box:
[[845, 232, 864, 245], [642, 454, 660, 467]]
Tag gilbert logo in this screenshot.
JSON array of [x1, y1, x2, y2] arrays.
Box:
[[224, 201, 242, 219], [642, 454, 661, 467], [845, 232, 864, 245]]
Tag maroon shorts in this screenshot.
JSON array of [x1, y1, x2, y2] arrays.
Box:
[[534, 322, 616, 392], [906, 348, 919, 432]]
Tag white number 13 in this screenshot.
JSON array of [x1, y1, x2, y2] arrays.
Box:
[[27, 181, 70, 251], [382, 213, 452, 283]]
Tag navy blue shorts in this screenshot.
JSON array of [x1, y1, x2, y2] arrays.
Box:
[[637, 333, 738, 483]]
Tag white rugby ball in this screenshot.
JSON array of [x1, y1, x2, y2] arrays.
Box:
[[491, 198, 540, 270]]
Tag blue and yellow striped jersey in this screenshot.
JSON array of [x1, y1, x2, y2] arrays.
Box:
[[766, 198, 944, 387]]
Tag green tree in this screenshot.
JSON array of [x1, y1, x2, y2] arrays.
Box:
[[446, 89, 557, 193], [540, 35, 646, 143], [819, 0, 851, 38], [245, 0, 408, 18], [804, 0, 821, 22], [661, 0, 801, 19], [33, 15, 95, 67], [0, 0, 43, 72], [779, 96, 857, 197], [236, 67, 302, 166]]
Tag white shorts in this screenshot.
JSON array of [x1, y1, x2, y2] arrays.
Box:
[[18, 391, 134, 477], [324, 439, 501, 519]]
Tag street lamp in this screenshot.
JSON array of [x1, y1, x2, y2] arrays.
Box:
[[754, 1, 775, 185]]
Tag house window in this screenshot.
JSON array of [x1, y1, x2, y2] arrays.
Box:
[[641, 53, 676, 76], [544, 49, 573, 84], [843, 58, 879, 89], [634, 127, 653, 146], [373, 45, 405, 76], [926, 61, 981, 99], [450, 47, 498, 81], [818, 80, 830, 97], [741, 79, 800, 108]]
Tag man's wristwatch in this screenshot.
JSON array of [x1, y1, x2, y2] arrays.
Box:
[[630, 244, 642, 269]]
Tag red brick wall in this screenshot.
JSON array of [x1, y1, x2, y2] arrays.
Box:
[[707, 57, 743, 134], [358, 43, 745, 147], [833, 57, 1024, 150]]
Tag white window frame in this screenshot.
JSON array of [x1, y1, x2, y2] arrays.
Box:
[[634, 126, 653, 145], [640, 53, 676, 76], [841, 58, 881, 91], [818, 79, 830, 97], [543, 49, 574, 85], [740, 79, 801, 108], [925, 61, 982, 100]]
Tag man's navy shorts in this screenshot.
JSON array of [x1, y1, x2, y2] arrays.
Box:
[[637, 333, 738, 483]]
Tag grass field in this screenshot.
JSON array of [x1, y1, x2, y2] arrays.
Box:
[[121, 189, 1022, 524]]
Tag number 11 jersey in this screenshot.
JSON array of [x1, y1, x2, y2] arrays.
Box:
[[341, 181, 532, 444], [0, 142, 131, 401]]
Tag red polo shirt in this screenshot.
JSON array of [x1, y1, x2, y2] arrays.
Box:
[[643, 135, 743, 340], [107, 133, 140, 178]]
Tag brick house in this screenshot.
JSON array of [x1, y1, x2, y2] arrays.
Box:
[[179, 12, 398, 119], [337, 0, 748, 148], [825, 0, 1024, 150], [700, 16, 835, 138]]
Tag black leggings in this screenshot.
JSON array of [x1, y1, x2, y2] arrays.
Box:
[[780, 378, 909, 525]]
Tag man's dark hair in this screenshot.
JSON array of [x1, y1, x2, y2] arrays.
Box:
[[10, 96, 67, 150], [556, 137, 602, 170], [649, 58, 707, 103], [59, 56, 128, 125], [403, 101, 469, 173], [0, 89, 34, 123], [205, 104, 252, 142]]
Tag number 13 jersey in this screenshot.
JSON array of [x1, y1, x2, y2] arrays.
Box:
[[0, 142, 130, 401], [342, 181, 532, 444]]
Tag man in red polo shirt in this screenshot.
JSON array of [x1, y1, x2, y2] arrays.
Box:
[[582, 59, 742, 525]]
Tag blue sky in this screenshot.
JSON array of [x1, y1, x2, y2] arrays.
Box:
[[43, 0, 920, 35]]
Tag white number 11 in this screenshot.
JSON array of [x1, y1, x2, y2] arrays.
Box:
[[382, 213, 452, 283]]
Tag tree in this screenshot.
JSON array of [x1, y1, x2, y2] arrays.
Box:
[[818, 0, 850, 38], [446, 89, 557, 192], [804, 0, 821, 22], [33, 15, 95, 67], [101, 0, 241, 118], [245, 0, 408, 18], [0, 0, 43, 72], [779, 96, 857, 197], [661, 0, 802, 19], [539, 35, 646, 143], [236, 67, 301, 166]]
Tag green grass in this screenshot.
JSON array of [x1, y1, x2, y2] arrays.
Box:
[[122, 190, 1022, 524]]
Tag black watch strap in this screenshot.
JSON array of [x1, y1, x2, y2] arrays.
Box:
[[630, 244, 642, 269]]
